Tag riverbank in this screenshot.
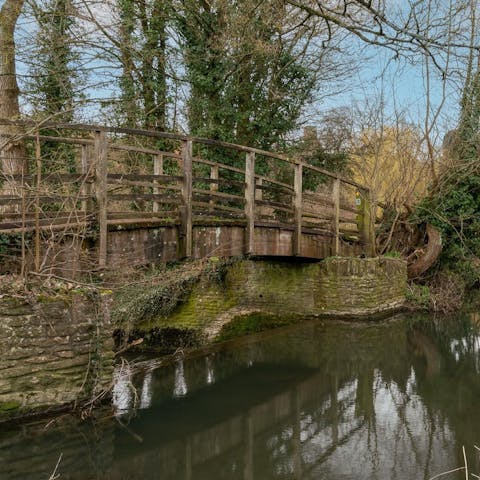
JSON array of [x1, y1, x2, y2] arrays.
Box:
[[0, 254, 407, 423]]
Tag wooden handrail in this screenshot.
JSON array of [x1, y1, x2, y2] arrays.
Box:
[[0, 120, 383, 263]]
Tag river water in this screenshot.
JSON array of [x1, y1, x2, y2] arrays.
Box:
[[1, 311, 480, 480]]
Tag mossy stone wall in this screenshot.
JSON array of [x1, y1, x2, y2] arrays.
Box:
[[137, 257, 407, 340], [0, 293, 114, 420]]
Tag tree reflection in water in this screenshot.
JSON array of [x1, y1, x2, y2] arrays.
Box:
[[1, 312, 480, 480]]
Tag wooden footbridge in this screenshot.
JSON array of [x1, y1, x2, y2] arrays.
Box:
[[0, 121, 378, 272]]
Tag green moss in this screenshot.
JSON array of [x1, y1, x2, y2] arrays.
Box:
[[113, 257, 241, 333], [216, 312, 299, 342], [0, 401, 21, 413]]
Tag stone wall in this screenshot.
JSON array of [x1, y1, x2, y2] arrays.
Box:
[[135, 257, 407, 340], [0, 293, 114, 421]]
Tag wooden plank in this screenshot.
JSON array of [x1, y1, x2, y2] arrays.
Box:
[[110, 143, 166, 156], [107, 173, 182, 183], [108, 178, 181, 191], [81, 145, 93, 213], [94, 130, 108, 268], [192, 176, 245, 188], [356, 188, 375, 256], [192, 201, 245, 214], [293, 163, 302, 256], [256, 199, 293, 212], [108, 194, 181, 203], [10, 173, 88, 182], [180, 140, 193, 258], [332, 178, 340, 256], [2, 119, 371, 191], [0, 194, 92, 206], [209, 164, 218, 210], [255, 178, 263, 201], [22, 134, 93, 146], [193, 156, 245, 175], [193, 188, 244, 202], [107, 211, 178, 220], [153, 154, 163, 213], [0, 222, 90, 235], [244, 152, 255, 255], [254, 180, 293, 193]]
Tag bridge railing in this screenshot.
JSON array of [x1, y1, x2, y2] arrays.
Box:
[[0, 121, 378, 270]]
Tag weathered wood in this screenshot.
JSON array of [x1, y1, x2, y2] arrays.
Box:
[[293, 163, 303, 256], [407, 224, 442, 279], [256, 199, 293, 212], [209, 164, 218, 210], [107, 211, 178, 219], [255, 178, 263, 201], [22, 134, 93, 146], [0, 120, 377, 263], [108, 193, 182, 203], [332, 178, 340, 256], [193, 188, 244, 202], [194, 156, 245, 175], [192, 176, 245, 188], [108, 178, 181, 191], [245, 152, 255, 255], [107, 173, 182, 183], [81, 145, 93, 213], [253, 175, 293, 192], [180, 140, 193, 258], [0, 194, 92, 206], [192, 201, 245, 214], [94, 130, 108, 267], [356, 188, 376, 257], [153, 154, 163, 213], [34, 131, 41, 272], [10, 173, 88, 182]]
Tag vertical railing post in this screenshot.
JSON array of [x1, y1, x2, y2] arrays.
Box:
[[94, 130, 108, 268], [209, 164, 218, 211], [332, 178, 340, 256], [81, 144, 93, 214], [245, 152, 255, 255], [153, 153, 163, 214], [180, 140, 193, 258], [293, 162, 302, 256], [34, 130, 41, 273], [356, 187, 376, 257]]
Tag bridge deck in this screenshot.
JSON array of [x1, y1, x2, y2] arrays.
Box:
[[0, 122, 378, 270]]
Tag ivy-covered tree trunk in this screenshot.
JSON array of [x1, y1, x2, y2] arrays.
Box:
[[178, 0, 316, 152], [0, 0, 27, 178], [117, 0, 169, 130], [30, 0, 76, 122], [28, 0, 79, 173]]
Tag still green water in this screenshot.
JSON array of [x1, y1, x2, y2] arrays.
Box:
[[1, 312, 480, 480]]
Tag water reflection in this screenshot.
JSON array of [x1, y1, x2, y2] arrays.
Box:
[[173, 359, 188, 397], [2, 313, 480, 479]]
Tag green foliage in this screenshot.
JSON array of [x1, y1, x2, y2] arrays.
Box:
[[27, 0, 80, 120], [112, 258, 237, 330], [0, 233, 30, 259], [415, 172, 480, 287], [413, 60, 480, 288], [177, 0, 316, 160], [405, 283, 431, 310], [116, 0, 170, 129], [383, 251, 401, 258]]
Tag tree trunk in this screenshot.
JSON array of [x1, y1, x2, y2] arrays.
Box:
[[0, 0, 27, 207], [407, 224, 443, 279]]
